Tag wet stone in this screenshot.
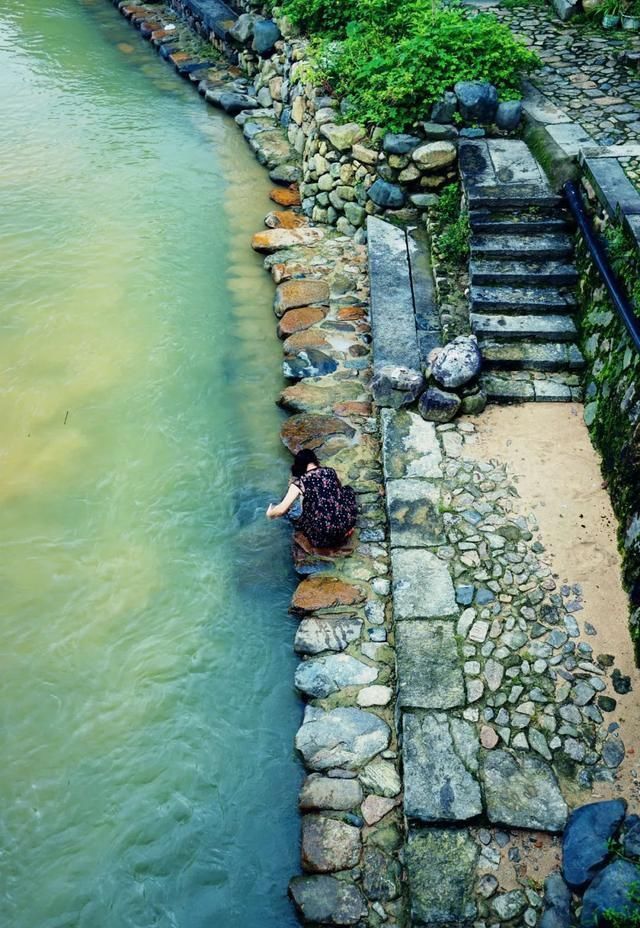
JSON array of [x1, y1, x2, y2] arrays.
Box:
[[296, 706, 390, 771], [295, 653, 378, 699]]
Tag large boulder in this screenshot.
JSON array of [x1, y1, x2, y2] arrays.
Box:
[[454, 81, 499, 123], [563, 800, 627, 891], [295, 706, 390, 770], [431, 91, 458, 124], [431, 335, 482, 389], [496, 100, 523, 131], [539, 872, 572, 928], [367, 179, 406, 209], [580, 859, 640, 927], [622, 814, 640, 859], [252, 19, 281, 56], [227, 12, 261, 44], [289, 875, 367, 925], [418, 386, 461, 423]]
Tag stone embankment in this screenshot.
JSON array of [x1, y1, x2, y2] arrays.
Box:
[[109, 3, 640, 927]]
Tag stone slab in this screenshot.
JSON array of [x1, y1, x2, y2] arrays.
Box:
[[185, 0, 237, 36], [403, 711, 482, 822], [545, 122, 595, 157], [396, 620, 465, 710], [521, 82, 570, 126], [481, 749, 568, 832], [367, 217, 422, 395], [406, 828, 479, 926], [407, 228, 441, 364], [381, 408, 443, 480], [487, 139, 549, 188], [385, 479, 445, 547], [583, 156, 640, 217], [391, 548, 458, 619]]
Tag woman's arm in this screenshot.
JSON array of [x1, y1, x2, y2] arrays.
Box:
[[266, 483, 301, 519]]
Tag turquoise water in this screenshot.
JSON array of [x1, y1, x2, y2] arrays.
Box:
[[0, 2, 301, 926]]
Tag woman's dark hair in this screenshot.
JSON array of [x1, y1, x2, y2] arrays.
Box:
[[291, 448, 320, 477]]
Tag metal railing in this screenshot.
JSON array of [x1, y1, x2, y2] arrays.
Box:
[[563, 180, 640, 354]]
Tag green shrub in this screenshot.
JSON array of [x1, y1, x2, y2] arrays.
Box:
[[433, 184, 470, 266], [282, 0, 539, 131], [604, 222, 640, 314]]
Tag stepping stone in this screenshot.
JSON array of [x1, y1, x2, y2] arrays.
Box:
[[391, 548, 458, 619], [396, 621, 465, 710], [481, 749, 568, 832], [403, 711, 482, 822], [406, 828, 479, 926]]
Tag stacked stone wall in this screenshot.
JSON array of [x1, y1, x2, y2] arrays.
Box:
[[575, 173, 640, 655]]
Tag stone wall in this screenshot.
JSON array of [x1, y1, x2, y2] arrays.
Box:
[[576, 163, 640, 656]]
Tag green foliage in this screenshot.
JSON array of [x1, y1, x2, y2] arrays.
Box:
[[281, 0, 540, 131], [604, 222, 640, 314], [500, 0, 545, 10], [433, 183, 470, 266]]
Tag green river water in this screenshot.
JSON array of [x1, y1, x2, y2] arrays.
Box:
[[0, 2, 301, 925]]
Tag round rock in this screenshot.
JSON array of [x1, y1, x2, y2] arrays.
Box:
[[431, 335, 482, 389], [418, 386, 461, 423]]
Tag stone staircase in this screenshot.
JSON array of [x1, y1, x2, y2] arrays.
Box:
[[461, 140, 585, 403]]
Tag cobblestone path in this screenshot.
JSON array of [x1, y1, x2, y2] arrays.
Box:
[[496, 5, 640, 146]]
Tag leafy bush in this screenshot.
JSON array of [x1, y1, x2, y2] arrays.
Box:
[[281, 0, 539, 131], [604, 222, 640, 314], [433, 184, 470, 266]]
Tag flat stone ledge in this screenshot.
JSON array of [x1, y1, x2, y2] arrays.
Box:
[[396, 620, 465, 710], [581, 153, 640, 218]]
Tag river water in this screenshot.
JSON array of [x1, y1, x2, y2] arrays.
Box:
[[0, 2, 301, 926]]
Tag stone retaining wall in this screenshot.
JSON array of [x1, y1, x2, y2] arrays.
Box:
[[576, 156, 640, 656]]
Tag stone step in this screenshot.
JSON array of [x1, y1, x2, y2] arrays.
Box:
[[481, 340, 585, 372], [466, 187, 564, 211], [470, 233, 574, 260], [480, 372, 584, 403], [470, 259, 579, 288], [469, 211, 574, 235], [471, 284, 577, 314], [472, 313, 578, 342]]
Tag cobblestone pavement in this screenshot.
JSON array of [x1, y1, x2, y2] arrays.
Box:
[[496, 5, 640, 146]]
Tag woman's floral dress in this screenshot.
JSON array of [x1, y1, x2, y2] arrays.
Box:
[[294, 467, 357, 547]]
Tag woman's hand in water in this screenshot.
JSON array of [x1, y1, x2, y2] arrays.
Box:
[[266, 503, 276, 519]]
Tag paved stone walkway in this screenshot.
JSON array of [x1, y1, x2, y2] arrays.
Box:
[[385, 410, 632, 924], [497, 5, 640, 147]]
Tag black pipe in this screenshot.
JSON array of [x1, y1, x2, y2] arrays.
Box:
[[563, 180, 640, 354]]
